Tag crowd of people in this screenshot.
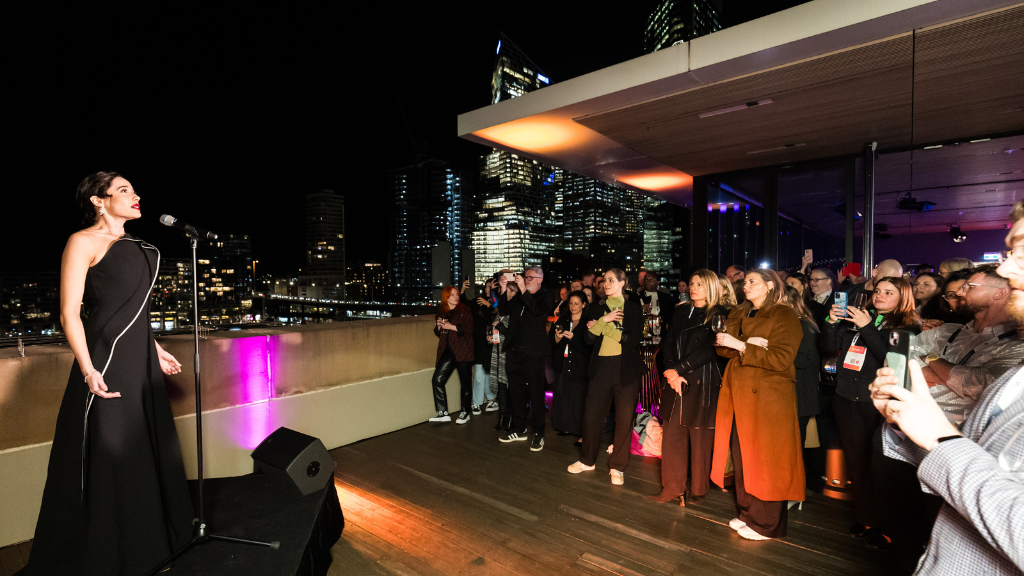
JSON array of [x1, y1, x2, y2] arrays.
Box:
[[428, 212, 1024, 574]]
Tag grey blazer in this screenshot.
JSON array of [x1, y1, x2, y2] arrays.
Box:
[[882, 364, 1024, 575]]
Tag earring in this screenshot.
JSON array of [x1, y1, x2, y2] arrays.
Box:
[[98, 207, 107, 216]]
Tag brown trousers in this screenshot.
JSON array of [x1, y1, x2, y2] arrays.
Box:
[[731, 422, 788, 538], [660, 420, 715, 496]]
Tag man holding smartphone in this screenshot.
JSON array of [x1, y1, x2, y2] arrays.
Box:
[[911, 264, 1024, 425], [498, 266, 551, 452], [869, 203, 1024, 575]]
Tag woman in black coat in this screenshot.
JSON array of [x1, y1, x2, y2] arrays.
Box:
[[783, 285, 823, 499], [821, 276, 920, 546], [653, 269, 730, 505], [550, 291, 593, 439], [783, 286, 822, 444]]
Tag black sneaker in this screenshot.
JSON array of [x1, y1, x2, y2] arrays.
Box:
[[456, 411, 471, 425], [530, 434, 544, 452], [499, 430, 528, 443]]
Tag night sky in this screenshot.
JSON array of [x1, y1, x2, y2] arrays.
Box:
[[4, 2, 806, 277]]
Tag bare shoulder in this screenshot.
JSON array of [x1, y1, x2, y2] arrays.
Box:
[[64, 229, 107, 263]]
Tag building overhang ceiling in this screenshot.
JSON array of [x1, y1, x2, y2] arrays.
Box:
[[457, 0, 1024, 208]]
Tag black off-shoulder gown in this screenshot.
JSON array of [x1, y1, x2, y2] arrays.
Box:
[[20, 235, 194, 576]]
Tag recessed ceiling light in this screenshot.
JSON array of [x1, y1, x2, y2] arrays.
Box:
[[970, 138, 991, 143], [699, 99, 773, 118], [748, 143, 805, 155], [923, 145, 943, 150]]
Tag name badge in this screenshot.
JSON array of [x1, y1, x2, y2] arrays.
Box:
[[843, 345, 867, 371]]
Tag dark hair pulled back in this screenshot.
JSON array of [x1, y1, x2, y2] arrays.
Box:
[[75, 171, 122, 226]]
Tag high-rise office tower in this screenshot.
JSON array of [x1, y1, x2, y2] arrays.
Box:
[[474, 35, 558, 283], [390, 159, 475, 302], [303, 189, 345, 300], [644, 0, 723, 53], [559, 171, 647, 275], [643, 198, 676, 276], [491, 33, 551, 104], [150, 258, 193, 329], [474, 150, 559, 282]]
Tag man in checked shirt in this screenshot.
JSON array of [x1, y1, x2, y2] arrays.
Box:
[[869, 204, 1024, 575], [912, 264, 1024, 425]]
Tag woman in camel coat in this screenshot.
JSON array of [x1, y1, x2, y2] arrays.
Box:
[[712, 269, 805, 540]]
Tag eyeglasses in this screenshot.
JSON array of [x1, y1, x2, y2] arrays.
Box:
[[809, 277, 828, 283], [1000, 246, 1024, 266], [523, 275, 540, 281], [942, 292, 960, 302], [960, 282, 999, 294]]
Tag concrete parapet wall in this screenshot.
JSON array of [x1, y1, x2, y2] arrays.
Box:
[[0, 315, 438, 450], [0, 315, 464, 547]]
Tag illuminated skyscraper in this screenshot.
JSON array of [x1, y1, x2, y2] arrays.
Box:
[[560, 172, 646, 274], [474, 35, 559, 282], [303, 189, 345, 299], [473, 150, 559, 282], [645, 0, 723, 53], [390, 159, 474, 301], [491, 33, 551, 104]]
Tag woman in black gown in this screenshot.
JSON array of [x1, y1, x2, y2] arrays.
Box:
[[20, 172, 194, 575]]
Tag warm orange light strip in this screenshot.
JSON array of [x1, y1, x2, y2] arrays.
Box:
[[473, 116, 693, 195], [474, 117, 590, 154], [617, 173, 692, 192]]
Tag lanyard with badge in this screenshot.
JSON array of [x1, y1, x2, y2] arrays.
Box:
[[843, 332, 868, 371]]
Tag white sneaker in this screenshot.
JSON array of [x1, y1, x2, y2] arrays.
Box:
[[610, 470, 624, 485], [471, 405, 482, 416], [484, 399, 499, 412], [567, 461, 595, 474], [737, 526, 771, 540], [429, 411, 451, 423], [456, 411, 471, 425], [728, 518, 747, 531]]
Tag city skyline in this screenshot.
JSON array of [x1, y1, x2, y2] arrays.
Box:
[[3, 3, 804, 279]]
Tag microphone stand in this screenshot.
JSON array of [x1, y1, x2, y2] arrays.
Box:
[[145, 233, 278, 575]]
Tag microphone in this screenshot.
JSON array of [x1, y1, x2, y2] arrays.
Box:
[[159, 214, 219, 240]]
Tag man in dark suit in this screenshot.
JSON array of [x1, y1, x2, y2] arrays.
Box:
[[498, 266, 551, 451], [638, 273, 675, 327]]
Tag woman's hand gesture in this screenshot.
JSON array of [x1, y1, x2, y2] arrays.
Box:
[[157, 347, 183, 376], [828, 304, 846, 323], [601, 309, 623, 324], [714, 333, 745, 351], [844, 306, 873, 328], [85, 371, 121, 399]]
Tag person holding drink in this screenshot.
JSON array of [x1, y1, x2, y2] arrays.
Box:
[[712, 269, 805, 540], [567, 269, 646, 485], [653, 270, 731, 506], [429, 286, 475, 424]]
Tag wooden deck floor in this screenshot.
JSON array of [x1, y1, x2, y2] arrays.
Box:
[[324, 415, 902, 576], [1, 414, 903, 576]]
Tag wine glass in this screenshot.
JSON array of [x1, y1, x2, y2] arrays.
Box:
[[711, 315, 727, 334], [852, 293, 870, 311]]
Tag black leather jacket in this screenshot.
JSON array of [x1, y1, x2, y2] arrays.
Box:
[[660, 303, 727, 428]]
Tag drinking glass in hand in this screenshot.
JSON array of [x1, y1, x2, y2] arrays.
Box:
[[711, 315, 727, 334], [853, 293, 870, 311]]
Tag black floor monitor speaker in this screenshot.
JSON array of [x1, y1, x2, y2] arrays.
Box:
[[251, 427, 337, 496]]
